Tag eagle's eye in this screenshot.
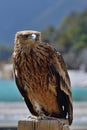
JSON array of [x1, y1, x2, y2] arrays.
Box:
[[24, 34, 29, 39]]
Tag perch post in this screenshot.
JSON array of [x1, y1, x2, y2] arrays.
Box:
[[18, 118, 70, 130]]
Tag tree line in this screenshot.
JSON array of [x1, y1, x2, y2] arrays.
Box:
[[42, 9, 87, 71]]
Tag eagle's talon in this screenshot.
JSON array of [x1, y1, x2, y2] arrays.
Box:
[[27, 115, 38, 120], [37, 115, 57, 120]]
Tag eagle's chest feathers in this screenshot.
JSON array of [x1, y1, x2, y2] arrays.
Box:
[[15, 45, 61, 114]]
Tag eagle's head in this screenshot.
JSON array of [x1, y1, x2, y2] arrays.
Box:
[[15, 30, 41, 46]]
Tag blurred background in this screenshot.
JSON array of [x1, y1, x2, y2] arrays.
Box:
[[0, 0, 87, 130]]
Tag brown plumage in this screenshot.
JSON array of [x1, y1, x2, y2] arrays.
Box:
[[13, 30, 73, 125]]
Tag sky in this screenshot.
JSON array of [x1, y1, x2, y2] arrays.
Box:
[[0, 0, 87, 44]]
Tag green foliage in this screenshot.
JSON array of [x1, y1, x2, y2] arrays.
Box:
[[42, 10, 87, 51]]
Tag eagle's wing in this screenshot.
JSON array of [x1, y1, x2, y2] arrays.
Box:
[[13, 63, 38, 116], [50, 48, 73, 125]]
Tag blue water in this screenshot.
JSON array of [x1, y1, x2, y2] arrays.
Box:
[[0, 80, 22, 102], [0, 80, 87, 102]]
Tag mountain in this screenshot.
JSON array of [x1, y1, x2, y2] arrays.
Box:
[[0, 0, 87, 44]]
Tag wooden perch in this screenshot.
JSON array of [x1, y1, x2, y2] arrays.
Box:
[[18, 118, 70, 130]]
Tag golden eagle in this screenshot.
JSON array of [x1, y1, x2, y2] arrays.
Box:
[[13, 30, 73, 125]]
